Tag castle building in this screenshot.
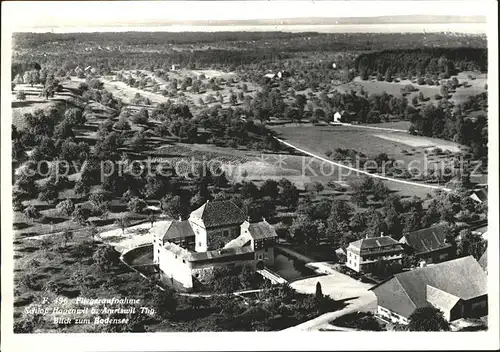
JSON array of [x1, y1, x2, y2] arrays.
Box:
[[152, 200, 278, 291], [188, 200, 246, 252]]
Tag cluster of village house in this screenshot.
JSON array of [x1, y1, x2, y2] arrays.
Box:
[[344, 225, 488, 324], [341, 188, 488, 324], [151, 196, 488, 325]]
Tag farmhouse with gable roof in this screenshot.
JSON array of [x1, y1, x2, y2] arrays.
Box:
[[399, 224, 454, 264], [346, 235, 404, 273], [370, 256, 488, 324]]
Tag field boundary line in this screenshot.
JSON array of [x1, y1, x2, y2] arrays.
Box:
[[275, 138, 451, 192], [336, 122, 408, 133]]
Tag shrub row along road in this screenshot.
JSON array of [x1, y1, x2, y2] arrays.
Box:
[[275, 137, 452, 192]]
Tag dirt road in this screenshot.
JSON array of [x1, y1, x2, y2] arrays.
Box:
[[275, 137, 452, 192], [283, 271, 377, 331]]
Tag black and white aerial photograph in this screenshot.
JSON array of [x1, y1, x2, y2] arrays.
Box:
[[1, 1, 498, 351]]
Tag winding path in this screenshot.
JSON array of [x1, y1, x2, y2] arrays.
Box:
[[282, 270, 377, 331], [281, 301, 374, 331], [275, 137, 451, 192]]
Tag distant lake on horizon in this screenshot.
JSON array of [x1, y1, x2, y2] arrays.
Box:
[[23, 23, 487, 34]]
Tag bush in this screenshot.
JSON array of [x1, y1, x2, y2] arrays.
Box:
[[334, 312, 383, 331], [23, 205, 41, 222], [408, 306, 450, 331], [93, 245, 120, 269], [56, 199, 75, 217], [16, 90, 27, 100], [131, 108, 149, 125], [433, 147, 444, 155], [128, 197, 147, 213], [113, 118, 131, 131]]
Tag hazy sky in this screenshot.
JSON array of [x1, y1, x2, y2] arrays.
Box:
[[4, 1, 490, 30]]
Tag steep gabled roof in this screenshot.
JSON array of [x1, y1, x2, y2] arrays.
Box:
[[426, 285, 461, 313], [373, 275, 417, 319], [371, 256, 487, 319], [163, 239, 254, 262], [248, 220, 278, 240], [400, 225, 451, 255], [223, 232, 252, 249], [161, 220, 195, 243], [473, 188, 488, 202], [150, 220, 174, 240], [190, 200, 246, 228], [190, 246, 254, 262], [478, 249, 487, 272], [349, 236, 403, 255]]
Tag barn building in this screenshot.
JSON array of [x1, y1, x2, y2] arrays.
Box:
[[370, 256, 488, 324]]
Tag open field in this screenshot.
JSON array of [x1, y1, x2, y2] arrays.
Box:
[[338, 77, 441, 101], [341, 121, 411, 132], [335, 71, 487, 107], [366, 121, 412, 130], [109, 68, 260, 113], [372, 133, 461, 152], [11, 83, 74, 128], [181, 69, 237, 80], [270, 124, 472, 198], [272, 124, 464, 166], [98, 221, 166, 253]]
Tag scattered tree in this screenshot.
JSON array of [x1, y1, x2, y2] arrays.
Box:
[[114, 214, 130, 235], [408, 306, 450, 331]]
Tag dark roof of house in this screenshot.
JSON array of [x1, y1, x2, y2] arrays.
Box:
[[370, 256, 487, 318], [161, 220, 195, 243], [472, 225, 488, 234], [473, 188, 488, 202], [190, 246, 254, 262], [248, 220, 278, 240], [190, 200, 246, 228], [163, 240, 254, 262], [223, 232, 252, 249], [400, 225, 452, 255], [349, 236, 403, 255], [478, 249, 487, 272], [426, 285, 461, 312]]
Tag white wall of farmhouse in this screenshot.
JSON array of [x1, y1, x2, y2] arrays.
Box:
[[377, 306, 409, 325], [346, 250, 361, 272], [346, 247, 402, 273]]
